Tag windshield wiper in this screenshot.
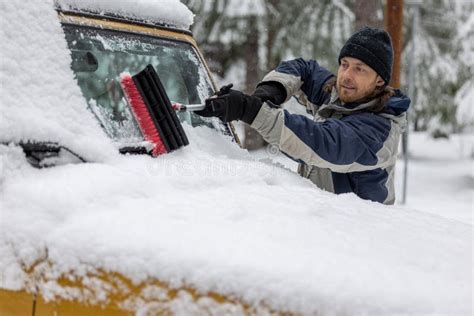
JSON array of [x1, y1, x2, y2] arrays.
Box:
[[5, 141, 87, 168], [119, 146, 150, 155]]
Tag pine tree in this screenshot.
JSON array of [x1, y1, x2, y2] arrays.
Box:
[[184, 0, 354, 79], [454, 1, 474, 131], [402, 0, 471, 136]]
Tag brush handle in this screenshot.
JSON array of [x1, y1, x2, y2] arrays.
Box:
[[172, 102, 206, 112]]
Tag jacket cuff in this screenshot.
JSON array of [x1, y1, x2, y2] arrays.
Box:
[[259, 70, 303, 102], [241, 96, 263, 125], [253, 82, 287, 105]]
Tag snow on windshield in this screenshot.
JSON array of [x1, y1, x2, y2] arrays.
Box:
[[0, 0, 115, 162], [55, 0, 194, 30]]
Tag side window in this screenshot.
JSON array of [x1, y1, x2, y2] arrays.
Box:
[[63, 25, 215, 144]]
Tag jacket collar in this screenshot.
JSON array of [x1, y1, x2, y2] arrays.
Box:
[[318, 88, 410, 118]]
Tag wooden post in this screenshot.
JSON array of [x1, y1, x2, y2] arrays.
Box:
[[385, 0, 404, 88]]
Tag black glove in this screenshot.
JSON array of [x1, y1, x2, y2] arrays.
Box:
[[252, 82, 287, 105], [195, 84, 263, 124]]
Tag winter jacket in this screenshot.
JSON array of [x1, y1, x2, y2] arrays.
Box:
[[250, 58, 410, 204]]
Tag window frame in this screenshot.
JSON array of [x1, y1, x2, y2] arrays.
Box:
[[59, 15, 241, 151]]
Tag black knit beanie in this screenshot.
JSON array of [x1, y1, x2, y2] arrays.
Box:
[[338, 26, 394, 85]]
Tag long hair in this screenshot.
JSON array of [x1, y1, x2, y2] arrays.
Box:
[[323, 76, 395, 113]]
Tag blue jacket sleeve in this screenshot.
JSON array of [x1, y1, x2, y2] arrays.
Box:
[[282, 110, 392, 170], [274, 58, 334, 106]]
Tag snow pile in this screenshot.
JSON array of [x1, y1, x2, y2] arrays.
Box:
[[55, 0, 194, 30], [0, 0, 115, 162], [1, 124, 472, 315]]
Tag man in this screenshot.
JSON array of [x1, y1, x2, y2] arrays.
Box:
[[196, 26, 410, 205]]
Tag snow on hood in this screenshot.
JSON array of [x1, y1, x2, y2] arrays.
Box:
[[55, 0, 194, 30], [0, 0, 116, 162], [0, 123, 471, 314]]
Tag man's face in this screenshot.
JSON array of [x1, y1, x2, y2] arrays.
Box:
[[336, 57, 385, 103]]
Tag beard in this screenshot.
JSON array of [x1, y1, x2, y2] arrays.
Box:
[[336, 78, 377, 104]]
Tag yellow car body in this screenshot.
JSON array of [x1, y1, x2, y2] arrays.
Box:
[[0, 9, 256, 316]]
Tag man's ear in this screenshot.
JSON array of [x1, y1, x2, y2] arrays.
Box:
[[375, 76, 385, 87]]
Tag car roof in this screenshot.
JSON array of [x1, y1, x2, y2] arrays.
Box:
[[54, 0, 194, 33]]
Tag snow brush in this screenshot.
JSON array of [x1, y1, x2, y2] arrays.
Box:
[[120, 65, 189, 156]]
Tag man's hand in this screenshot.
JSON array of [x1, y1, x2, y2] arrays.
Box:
[[252, 82, 287, 105], [195, 84, 263, 124]]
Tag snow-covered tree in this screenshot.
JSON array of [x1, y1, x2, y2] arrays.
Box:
[[185, 0, 354, 82], [454, 2, 474, 132], [402, 0, 473, 136]]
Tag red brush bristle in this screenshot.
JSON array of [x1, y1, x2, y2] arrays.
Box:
[[120, 74, 167, 156]]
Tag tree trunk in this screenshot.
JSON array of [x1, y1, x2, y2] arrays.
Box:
[[265, 0, 281, 71], [354, 0, 384, 31], [243, 15, 266, 150]]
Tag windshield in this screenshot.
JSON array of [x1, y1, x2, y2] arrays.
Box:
[[62, 25, 216, 145]]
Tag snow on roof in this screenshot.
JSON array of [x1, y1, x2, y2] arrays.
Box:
[[0, 124, 471, 314], [55, 0, 194, 30], [0, 0, 116, 162]]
